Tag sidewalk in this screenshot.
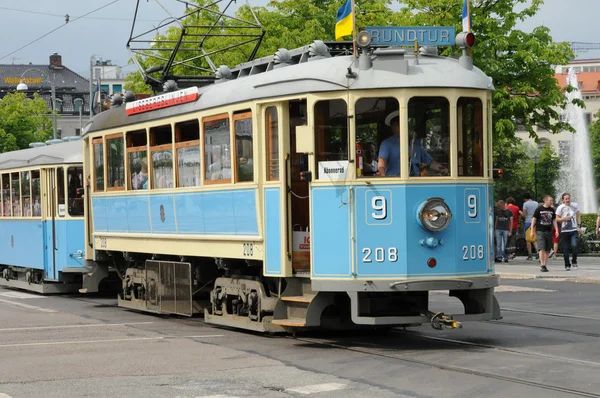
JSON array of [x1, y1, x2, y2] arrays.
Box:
[[495, 255, 600, 283]]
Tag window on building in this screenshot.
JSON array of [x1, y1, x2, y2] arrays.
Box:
[[355, 97, 399, 177], [585, 112, 592, 125], [314, 100, 348, 179], [150, 125, 173, 189], [20, 171, 31, 217], [31, 170, 41, 217], [106, 134, 125, 190], [113, 84, 122, 93], [10, 172, 20, 217], [94, 67, 101, 80], [93, 138, 105, 191], [175, 120, 200, 188], [67, 167, 84, 216], [127, 129, 148, 190], [57, 167, 66, 217], [233, 111, 253, 182], [204, 114, 231, 183], [265, 106, 279, 181], [407, 97, 450, 177], [457, 97, 484, 177]]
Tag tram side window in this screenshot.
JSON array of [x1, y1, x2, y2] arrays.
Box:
[[457, 97, 484, 177], [127, 129, 148, 190], [354, 97, 399, 177], [234, 111, 253, 182], [93, 139, 104, 191], [106, 134, 125, 190], [175, 120, 200, 188], [21, 171, 31, 216], [150, 125, 174, 189], [265, 106, 279, 181], [1, 174, 9, 217], [10, 172, 20, 217], [57, 167, 66, 217], [204, 115, 231, 183], [68, 167, 84, 216], [315, 100, 348, 179], [31, 170, 41, 217], [407, 97, 450, 177]]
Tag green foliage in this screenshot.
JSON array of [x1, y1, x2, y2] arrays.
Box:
[[530, 143, 560, 201], [0, 92, 53, 152], [588, 110, 600, 189]]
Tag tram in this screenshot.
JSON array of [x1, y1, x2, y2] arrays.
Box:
[[80, 30, 501, 332], [0, 139, 93, 293]]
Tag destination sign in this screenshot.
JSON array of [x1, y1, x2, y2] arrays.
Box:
[[125, 86, 199, 116], [364, 26, 456, 47]]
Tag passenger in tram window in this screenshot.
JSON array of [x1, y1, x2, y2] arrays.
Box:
[[3, 198, 9, 216], [378, 111, 448, 177], [132, 158, 149, 190], [13, 199, 21, 216], [68, 169, 81, 198], [23, 198, 31, 217], [33, 197, 41, 216], [362, 142, 378, 176]]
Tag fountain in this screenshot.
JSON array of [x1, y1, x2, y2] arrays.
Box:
[[554, 67, 597, 213]]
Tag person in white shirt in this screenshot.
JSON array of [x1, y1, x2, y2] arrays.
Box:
[[555, 193, 581, 270]]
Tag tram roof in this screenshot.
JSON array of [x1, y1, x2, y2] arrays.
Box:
[[84, 46, 494, 135], [0, 140, 82, 171]]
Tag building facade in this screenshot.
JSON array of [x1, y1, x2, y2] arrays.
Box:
[[0, 53, 90, 138], [91, 57, 125, 97]]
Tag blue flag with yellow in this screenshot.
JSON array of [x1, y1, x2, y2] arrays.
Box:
[[335, 0, 353, 41]]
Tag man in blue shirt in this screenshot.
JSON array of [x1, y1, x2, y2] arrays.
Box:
[[377, 111, 448, 176]]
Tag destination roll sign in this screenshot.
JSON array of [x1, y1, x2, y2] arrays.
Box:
[[364, 26, 456, 47]]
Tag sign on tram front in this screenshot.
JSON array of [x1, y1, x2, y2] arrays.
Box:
[[364, 26, 456, 47]]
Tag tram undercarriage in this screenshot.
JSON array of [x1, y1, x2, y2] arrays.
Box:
[[0, 265, 85, 294]]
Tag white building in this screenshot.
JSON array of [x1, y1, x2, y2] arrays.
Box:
[[91, 57, 125, 96]]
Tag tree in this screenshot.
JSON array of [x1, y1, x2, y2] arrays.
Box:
[[529, 143, 560, 201], [0, 92, 53, 152], [589, 110, 600, 189]]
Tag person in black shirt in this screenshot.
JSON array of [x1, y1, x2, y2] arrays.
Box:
[[530, 195, 559, 272], [495, 200, 513, 263]]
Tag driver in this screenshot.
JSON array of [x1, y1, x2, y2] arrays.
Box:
[[377, 110, 449, 177]]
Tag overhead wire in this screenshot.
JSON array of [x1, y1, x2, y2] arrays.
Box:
[[0, 0, 122, 62], [0, 6, 161, 22]]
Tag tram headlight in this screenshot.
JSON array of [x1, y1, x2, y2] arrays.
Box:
[[418, 198, 452, 232], [357, 31, 372, 48]]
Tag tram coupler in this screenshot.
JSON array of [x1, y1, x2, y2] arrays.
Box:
[[424, 311, 462, 330]]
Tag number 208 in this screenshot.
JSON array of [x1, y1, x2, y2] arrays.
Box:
[[362, 247, 398, 263]]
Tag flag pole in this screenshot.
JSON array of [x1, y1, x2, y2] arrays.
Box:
[[351, 0, 357, 59]]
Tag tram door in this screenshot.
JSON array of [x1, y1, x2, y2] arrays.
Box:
[[286, 99, 311, 273], [43, 168, 57, 280]]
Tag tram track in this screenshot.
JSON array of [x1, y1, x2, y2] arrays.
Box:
[[501, 307, 600, 322], [290, 334, 600, 398]]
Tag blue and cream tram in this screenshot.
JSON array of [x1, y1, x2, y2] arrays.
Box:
[[0, 139, 89, 293], [81, 32, 501, 331]]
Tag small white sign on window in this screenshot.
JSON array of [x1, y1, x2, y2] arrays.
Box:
[[58, 204, 66, 217], [318, 160, 349, 180]]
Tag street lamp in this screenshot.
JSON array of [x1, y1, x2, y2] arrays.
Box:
[[532, 154, 539, 201], [16, 68, 58, 140]]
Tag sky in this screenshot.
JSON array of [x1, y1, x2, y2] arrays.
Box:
[[0, 0, 599, 79]]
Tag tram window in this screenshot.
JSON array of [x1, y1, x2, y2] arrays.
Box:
[[150, 125, 174, 189], [106, 134, 125, 190], [175, 120, 200, 188], [31, 170, 41, 217], [265, 107, 279, 181], [1, 174, 9, 217], [127, 129, 148, 190], [67, 167, 83, 216], [457, 98, 484, 177], [20, 171, 31, 217], [57, 167, 66, 217], [10, 172, 20, 217], [93, 139, 104, 191], [315, 100, 348, 179], [234, 111, 253, 183], [203, 114, 231, 184], [354, 97, 399, 177], [407, 97, 450, 178]]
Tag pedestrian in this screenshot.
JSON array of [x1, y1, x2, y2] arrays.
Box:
[[505, 197, 520, 259], [495, 200, 513, 263], [549, 223, 561, 259], [555, 193, 581, 270], [521, 193, 539, 260], [530, 195, 559, 272]]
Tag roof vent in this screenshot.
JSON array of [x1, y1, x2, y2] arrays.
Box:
[[45, 139, 64, 145], [111, 93, 123, 107], [373, 48, 408, 75], [123, 90, 136, 103], [308, 40, 331, 60], [216, 65, 232, 82], [274, 48, 292, 67], [162, 80, 178, 92], [419, 46, 438, 56]]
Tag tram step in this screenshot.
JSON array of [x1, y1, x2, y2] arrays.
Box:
[[281, 295, 315, 304], [272, 317, 307, 327]]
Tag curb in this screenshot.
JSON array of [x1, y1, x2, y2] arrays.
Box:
[[499, 273, 600, 284]]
